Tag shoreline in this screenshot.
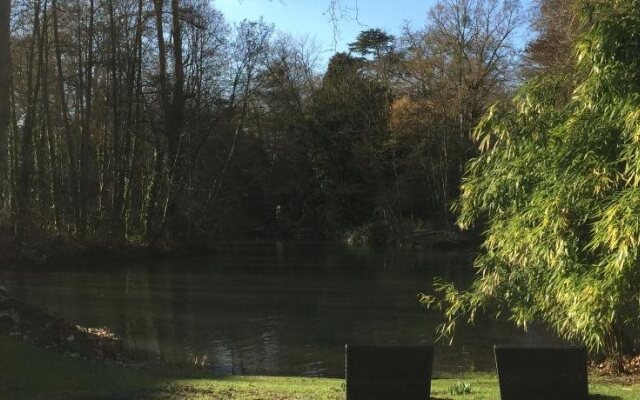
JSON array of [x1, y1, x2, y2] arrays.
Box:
[[0, 231, 476, 272]]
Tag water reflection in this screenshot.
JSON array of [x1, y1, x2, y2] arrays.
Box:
[[3, 241, 556, 377]]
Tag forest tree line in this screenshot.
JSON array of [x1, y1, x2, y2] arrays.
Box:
[[0, 0, 567, 250]]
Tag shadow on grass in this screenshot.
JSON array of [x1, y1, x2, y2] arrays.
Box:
[[0, 335, 209, 400], [430, 393, 624, 400], [0, 338, 349, 400], [431, 395, 623, 400], [430, 396, 622, 400]]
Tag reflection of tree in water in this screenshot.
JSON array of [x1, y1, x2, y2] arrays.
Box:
[[2, 242, 558, 376]]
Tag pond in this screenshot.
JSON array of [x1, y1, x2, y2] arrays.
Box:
[[2, 241, 556, 377]]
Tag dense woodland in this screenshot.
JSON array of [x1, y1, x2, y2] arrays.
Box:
[[0, 0, 534, 251]]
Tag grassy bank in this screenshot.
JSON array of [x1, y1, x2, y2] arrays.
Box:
[[1, 337, 639, 399]]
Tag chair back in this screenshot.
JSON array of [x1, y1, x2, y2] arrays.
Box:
[[494, 345, 588, 400], [345, 344, 434, 400]]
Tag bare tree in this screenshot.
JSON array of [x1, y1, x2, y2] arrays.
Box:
[[523, 0, 580, 75], [426, 0, 525, 128], [392, 0, 525, 221]]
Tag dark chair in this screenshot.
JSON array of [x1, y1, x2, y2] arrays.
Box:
[[345, 344, 434, 400], [494, 345, 589, 400]]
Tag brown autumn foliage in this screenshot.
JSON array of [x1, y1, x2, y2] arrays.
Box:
[[524, 0, 582, 75]]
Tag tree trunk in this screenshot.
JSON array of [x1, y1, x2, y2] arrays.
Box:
[[79, 0, 95, 235], [18, 0, 44, 240], [52, 0, 79, 230], [0, 0, 10, 213]]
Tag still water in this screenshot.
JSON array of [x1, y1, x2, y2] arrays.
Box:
[[2, 241, 553, 377]]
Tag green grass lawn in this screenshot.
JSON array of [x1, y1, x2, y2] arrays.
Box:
[[1, 336, 638, 399]]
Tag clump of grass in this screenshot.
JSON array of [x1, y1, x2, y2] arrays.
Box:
[[447, 381, 472, 395]]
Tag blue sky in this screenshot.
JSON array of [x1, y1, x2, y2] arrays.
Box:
[[214, 0, 534, 66], [214, 0, 438, 63]]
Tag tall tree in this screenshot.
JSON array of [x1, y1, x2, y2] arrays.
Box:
[[425, 0, 524, 131], [309, 52, 390, 228], [349, 28, 399, 83], [390, 0, 524, 222], [0, 0, 9, 211], [524, 0, 581, 76]]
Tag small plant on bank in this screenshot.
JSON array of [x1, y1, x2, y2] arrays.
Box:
[[447, 381, 472, 395]]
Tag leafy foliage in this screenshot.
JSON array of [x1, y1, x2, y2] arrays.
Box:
[[423, 0, 640, 357]]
